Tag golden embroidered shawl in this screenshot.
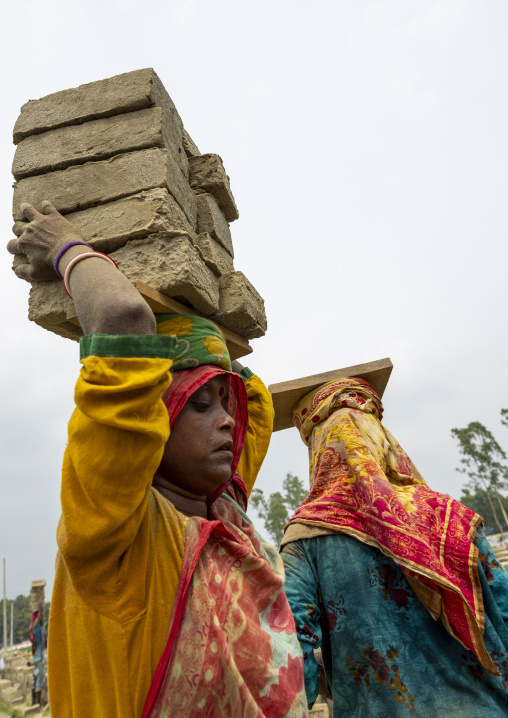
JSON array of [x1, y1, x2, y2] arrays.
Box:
[[288, 377, 497, 675]]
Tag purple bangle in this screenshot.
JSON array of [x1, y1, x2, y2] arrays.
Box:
[[53, 241, 93, 277]]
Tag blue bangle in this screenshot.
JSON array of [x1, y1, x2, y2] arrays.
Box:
[[53, 241, 92, 277]]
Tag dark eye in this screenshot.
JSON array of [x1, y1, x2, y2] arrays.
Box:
[[192, 401, 210, 412]]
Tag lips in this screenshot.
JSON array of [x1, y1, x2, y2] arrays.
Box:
[[214, 440, 234, 453]]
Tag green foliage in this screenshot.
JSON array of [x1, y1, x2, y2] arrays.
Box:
[[452, 409, 508, 536], [0, 697, 25, 717], [460, 487, 508, 534], [0, 595, 50, 647], [250, 473, 308, 545], [281, 474, 309, 511]]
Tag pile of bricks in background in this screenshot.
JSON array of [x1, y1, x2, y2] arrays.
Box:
[[490, 534, 508, 569], [0, 648, 48, 710], [12, 68, 267, 341]]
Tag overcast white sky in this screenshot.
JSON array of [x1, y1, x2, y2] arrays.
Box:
[[1, 0, 507, 599]]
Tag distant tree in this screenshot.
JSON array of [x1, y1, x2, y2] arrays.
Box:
[[452, 410, 508, 536], [250, 473, 308, 545], [0, 595, 50, 646], [460, 487, 508, 534]]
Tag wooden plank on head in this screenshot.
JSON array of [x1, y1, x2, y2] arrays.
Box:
[[132, 282, 197, 315], [66, 280, 253, 361], [134, 282, 253, 361], [269, 357, 393, 432]]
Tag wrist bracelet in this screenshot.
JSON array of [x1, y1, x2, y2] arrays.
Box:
[[54, 241, 92, 277], [63, 251, 119, 298]]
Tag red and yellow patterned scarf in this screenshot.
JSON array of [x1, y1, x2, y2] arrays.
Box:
[[289, 377, 497, 675], [141, 364, 307, 716]]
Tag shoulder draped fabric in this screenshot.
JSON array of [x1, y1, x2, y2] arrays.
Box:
[[143, 362, 306, 717], [287, 376, 496, 675]]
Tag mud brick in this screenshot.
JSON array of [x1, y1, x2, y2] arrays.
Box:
[[23, 706, 41, 715], [111, 233, 219, 316], [29, 580, 46, 612], [13, 148, 197, 228], [13, 107, 187, 180], [212, 271, 267, 339], [195, 233, 234, 277], [189, 154, 239, 222], [13, 68, 187, 175], [28, 281, 81, 341], [182, 129, 201, 158], [65, 189, 195, 253], [196, 193, 233, 257]]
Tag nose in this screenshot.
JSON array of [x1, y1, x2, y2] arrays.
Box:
[[219, 406, 235, 431]]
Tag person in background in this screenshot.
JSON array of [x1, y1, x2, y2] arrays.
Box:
[[29, 610, 46, 706], [281, 376, 508, 717], [8, 201, 307, 718]]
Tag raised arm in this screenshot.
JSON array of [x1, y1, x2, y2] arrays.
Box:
[[232, 360, 275, 497], [8, 200, 176, 617], [8, 201, 155, 336]]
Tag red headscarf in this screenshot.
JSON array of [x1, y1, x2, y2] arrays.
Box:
[[161, 365, 249, 501], [29, 611, 38, 654], [29, 611, 47, 654]]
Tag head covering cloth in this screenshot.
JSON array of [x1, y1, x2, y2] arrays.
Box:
[[29, 611, 39, 654], [156, 313, 231, 371], [289, 376, 496, 675], [156, 313, 248, 498]]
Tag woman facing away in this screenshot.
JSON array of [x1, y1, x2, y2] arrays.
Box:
[[8, 201, 308, 718], [280, 377, 508, 717]]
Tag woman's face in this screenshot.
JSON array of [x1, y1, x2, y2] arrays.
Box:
[[158, 375, 236, 496]]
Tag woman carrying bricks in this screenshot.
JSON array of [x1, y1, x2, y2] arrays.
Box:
[[280, 377, 508, 716], [8, 201, 308, 718], [29, 609, 47, 706]]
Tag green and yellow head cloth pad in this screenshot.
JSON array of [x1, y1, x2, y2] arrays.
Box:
[[155, 314, 231, 371]]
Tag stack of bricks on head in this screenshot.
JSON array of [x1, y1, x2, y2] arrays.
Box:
[[29, 580, 46, 614], [11, 68, 267, 344]]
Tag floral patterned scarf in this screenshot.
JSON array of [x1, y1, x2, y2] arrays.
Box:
[[143, 487, 308, 718], [156, 313, 231, 370], [141, 364, 307, 716], [288, 377, 497, 676]]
